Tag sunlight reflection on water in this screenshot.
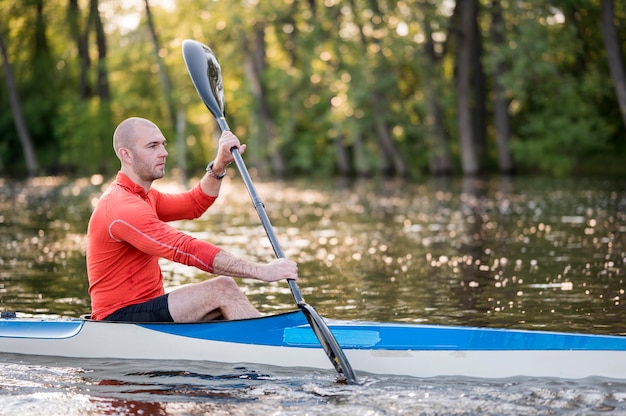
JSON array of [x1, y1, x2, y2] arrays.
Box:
[[1, 175, 625, 333], [2, 354, 626, 416], [1, 175, 626, 414]]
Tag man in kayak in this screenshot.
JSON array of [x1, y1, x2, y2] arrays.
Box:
[[86, 117, 298, 322]]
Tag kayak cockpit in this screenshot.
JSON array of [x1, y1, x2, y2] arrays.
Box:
[[0, 319, 84, 339]]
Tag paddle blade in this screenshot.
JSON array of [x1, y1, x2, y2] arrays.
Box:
[[182, 39, 229, 131], [299, 303, 358, 384]]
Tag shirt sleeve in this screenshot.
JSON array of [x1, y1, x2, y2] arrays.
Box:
[[149, 183, 217, 222], [109, 195, 221, 273]]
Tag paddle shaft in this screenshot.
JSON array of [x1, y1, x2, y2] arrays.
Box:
[[219, 124, 358, 384], [211, 95, 304, 300], [217, 119, 305, 304], [232, 152, 306, 303]]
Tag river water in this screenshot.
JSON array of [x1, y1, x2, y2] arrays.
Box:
[[1, 174, 625, 415]]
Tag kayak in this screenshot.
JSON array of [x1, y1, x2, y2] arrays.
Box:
[[1, 310, 626, 380]]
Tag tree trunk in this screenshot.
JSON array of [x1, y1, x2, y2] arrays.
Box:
[[78, 5, 92, 99], [350, 0, 406, 176], [144, 0, 176, 131], [471, 5, 487, 165], [456, 0, 480, 176], [0, 30, 39, 176], [600, 0, 626, 132], [372, 91, 407, 176], [490, 0, 515, 174], [423, 19, 453, 176], [66, 0, 91, 99], [92, 0, 110, 101], [351, 131, 368, 177], [242, 25, 285, 176], [333, 129, 352, 176]]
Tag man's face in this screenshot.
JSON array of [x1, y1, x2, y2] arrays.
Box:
[[128, 123, 169, 182]]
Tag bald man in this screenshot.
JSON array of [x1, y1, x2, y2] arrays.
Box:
[[86, 117, 298, 322]]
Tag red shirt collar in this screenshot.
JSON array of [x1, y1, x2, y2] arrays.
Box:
[[115, 172, 149, 199]]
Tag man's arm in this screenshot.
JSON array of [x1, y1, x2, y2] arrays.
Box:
[[109, 206, 297, 282], [199, 131, 246, 197], [199, 131, 297, 282], [151, 131, 246, 221], [211, 250, 298, 283]]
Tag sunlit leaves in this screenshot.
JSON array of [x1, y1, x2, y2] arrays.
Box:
[[1, 0, 624, 176]]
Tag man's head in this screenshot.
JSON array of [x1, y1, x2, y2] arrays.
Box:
[[113, 117, 169, 189]]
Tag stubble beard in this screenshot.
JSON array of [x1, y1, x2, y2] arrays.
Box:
[[137, 160, 165, 183]]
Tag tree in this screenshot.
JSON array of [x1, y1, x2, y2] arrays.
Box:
[[489, 0, 514, 174], [67, 0, 90, 99], [601, 0, 626, 132], [422, 2, 454, 176], [456, 0, 481, 175], [242, 22, 285, 175], [0, 28, 38, 176], [144, 0, 176, 131], [0, 0, 624, 177], [348, 0, 407, 176], [92, 0, 110, 101]]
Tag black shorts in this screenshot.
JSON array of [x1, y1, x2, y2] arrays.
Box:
[[103, 294, 174, 322]]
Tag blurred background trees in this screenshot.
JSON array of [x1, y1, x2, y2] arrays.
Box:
[[1, 0, 625, 178]]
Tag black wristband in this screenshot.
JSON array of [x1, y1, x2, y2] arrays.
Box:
[[206, 161, 226, 180]]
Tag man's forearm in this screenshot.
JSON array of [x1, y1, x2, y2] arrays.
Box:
[[199, 169, 224, 197], [211, 250, 266, 280]]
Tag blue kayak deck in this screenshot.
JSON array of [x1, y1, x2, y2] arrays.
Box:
[[2, 310, 626, 351]]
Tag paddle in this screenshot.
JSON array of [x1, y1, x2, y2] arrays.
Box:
[[182, 39, 358, 384]]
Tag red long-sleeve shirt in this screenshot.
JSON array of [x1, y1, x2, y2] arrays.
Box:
[[87, 172, 221, 320]]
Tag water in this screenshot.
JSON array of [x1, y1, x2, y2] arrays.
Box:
[[2, 354, 626, 415], [1, 174, 626, 414]]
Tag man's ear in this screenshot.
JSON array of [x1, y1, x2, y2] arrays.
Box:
[[119, 147, 133, 164]]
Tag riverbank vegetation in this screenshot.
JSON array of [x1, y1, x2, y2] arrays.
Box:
[[1, 0, 625, 178]]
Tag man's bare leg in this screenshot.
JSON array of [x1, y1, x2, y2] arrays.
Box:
[[167, 276, 261, 322]]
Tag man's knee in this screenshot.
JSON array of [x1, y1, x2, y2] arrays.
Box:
[[203, 275, 242, 296], [213, 275, 237, 288]]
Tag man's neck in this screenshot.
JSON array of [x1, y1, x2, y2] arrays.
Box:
[[120, 167, 152, 194]]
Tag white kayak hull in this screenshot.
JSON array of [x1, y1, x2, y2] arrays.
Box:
[[2, 310, 626, 380]]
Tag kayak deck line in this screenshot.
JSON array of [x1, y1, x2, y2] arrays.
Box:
[[3, 310, 626, 350]]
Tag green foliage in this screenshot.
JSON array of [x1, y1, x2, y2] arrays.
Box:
[[495, 0, 624, 176], [0, 0, 625, 178], [54, 95, 117, 175]]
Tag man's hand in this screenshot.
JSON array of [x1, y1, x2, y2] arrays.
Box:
[[259, 258, 299, 282], [213, 131, 246, 173]]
